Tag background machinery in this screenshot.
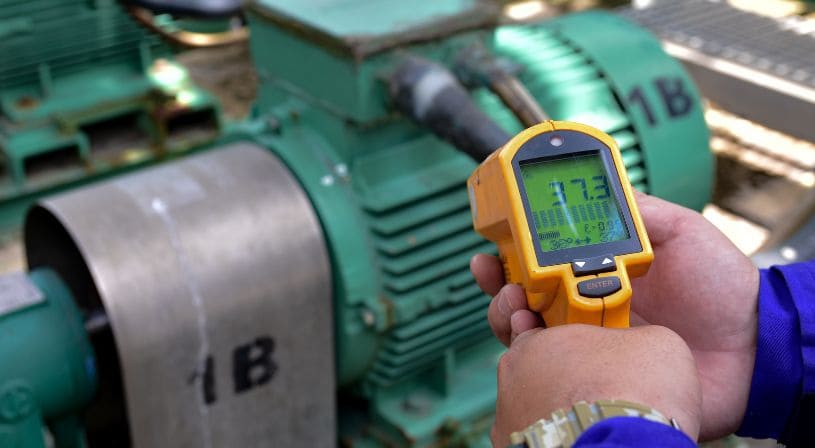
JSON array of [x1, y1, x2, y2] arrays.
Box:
[[0, 1, 716, 446], [623, 0, 815, 266], [0, 0, 223, 234]]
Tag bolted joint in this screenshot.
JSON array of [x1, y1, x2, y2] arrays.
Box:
[[0, 382, 35, 423]]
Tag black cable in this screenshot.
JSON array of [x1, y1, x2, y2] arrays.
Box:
[[390, 56, 511, 162]]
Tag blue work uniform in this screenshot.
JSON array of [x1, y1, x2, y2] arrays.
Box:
[[574, 261, 815, 447]]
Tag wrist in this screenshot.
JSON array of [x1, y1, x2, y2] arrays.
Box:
[[493, 325, 701, 445]]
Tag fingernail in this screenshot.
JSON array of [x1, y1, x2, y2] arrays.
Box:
[[509, 312, 525, 343], [497, 290, 512, 317], [510, 311, 522, 328]]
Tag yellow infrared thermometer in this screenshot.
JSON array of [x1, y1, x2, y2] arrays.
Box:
[[468, 121, 653, 328]]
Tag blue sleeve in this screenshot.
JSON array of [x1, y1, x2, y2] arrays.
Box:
[[572, 261, 815, 447], [737, 261, 815, 440], [573, 417, 694, 447]]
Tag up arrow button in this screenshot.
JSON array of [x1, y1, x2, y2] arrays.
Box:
[[571, 254, 618, 276]]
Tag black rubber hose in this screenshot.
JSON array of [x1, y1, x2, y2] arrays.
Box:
[[454, 43, 549, 127], [389, 57, 511, 162]]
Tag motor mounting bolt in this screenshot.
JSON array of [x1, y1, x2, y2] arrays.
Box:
[[320, 174, 335, 186], [0, 383, 35, 423], [361, 308, 376, 327]]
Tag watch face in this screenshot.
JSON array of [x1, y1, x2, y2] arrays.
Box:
[[519, 152, 629, 253]]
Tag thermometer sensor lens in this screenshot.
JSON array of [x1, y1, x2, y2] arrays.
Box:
[[519, 152, 629, 254]]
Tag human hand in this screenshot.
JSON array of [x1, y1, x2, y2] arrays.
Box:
[[492, 324, 702, 446], [471, 192, 759, 440]]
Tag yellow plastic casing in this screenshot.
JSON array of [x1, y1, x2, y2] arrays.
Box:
[[467, 121, 653, 327]]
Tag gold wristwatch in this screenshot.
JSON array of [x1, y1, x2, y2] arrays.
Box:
[[508, 400, 681, 448]]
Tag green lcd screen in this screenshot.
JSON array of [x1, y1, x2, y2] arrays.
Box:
[[520, 152, 629, 252]]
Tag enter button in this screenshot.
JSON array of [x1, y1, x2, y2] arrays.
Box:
[[577, 276, 621, 298]]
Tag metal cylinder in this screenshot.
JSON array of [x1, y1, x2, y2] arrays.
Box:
[[24, 142, 335, 447]]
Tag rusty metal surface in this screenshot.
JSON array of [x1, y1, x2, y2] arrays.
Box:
[[127, 6, 250, 48], [177, 45, 257, 119]]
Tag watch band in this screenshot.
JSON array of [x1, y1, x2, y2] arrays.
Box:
[[508, 399, 680, 448]]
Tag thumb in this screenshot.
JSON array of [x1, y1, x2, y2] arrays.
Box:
[[633, 190, 698, 246]]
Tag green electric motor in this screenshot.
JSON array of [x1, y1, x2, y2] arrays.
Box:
[[242, 3, 712, 445], [5, 2, 714, 448], [0, 269, 96, 448], [0, 0, 223, 235], [484, 11, 712, 209]]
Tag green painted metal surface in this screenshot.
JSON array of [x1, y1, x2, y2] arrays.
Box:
[[550, 12, 711, 210], [0, 4, 713, 446], [243, 7, 711, 445], [489, 12, 712, 210], [0, 0, 223, 235], [240, 115, 501, 445], [0, 268, 96, 448], [248, 13, 485, 125], [242, 18, 504, 438], [254, 0, 483, 38]]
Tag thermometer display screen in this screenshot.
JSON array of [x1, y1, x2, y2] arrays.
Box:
[[519, 152, 629, 252]]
